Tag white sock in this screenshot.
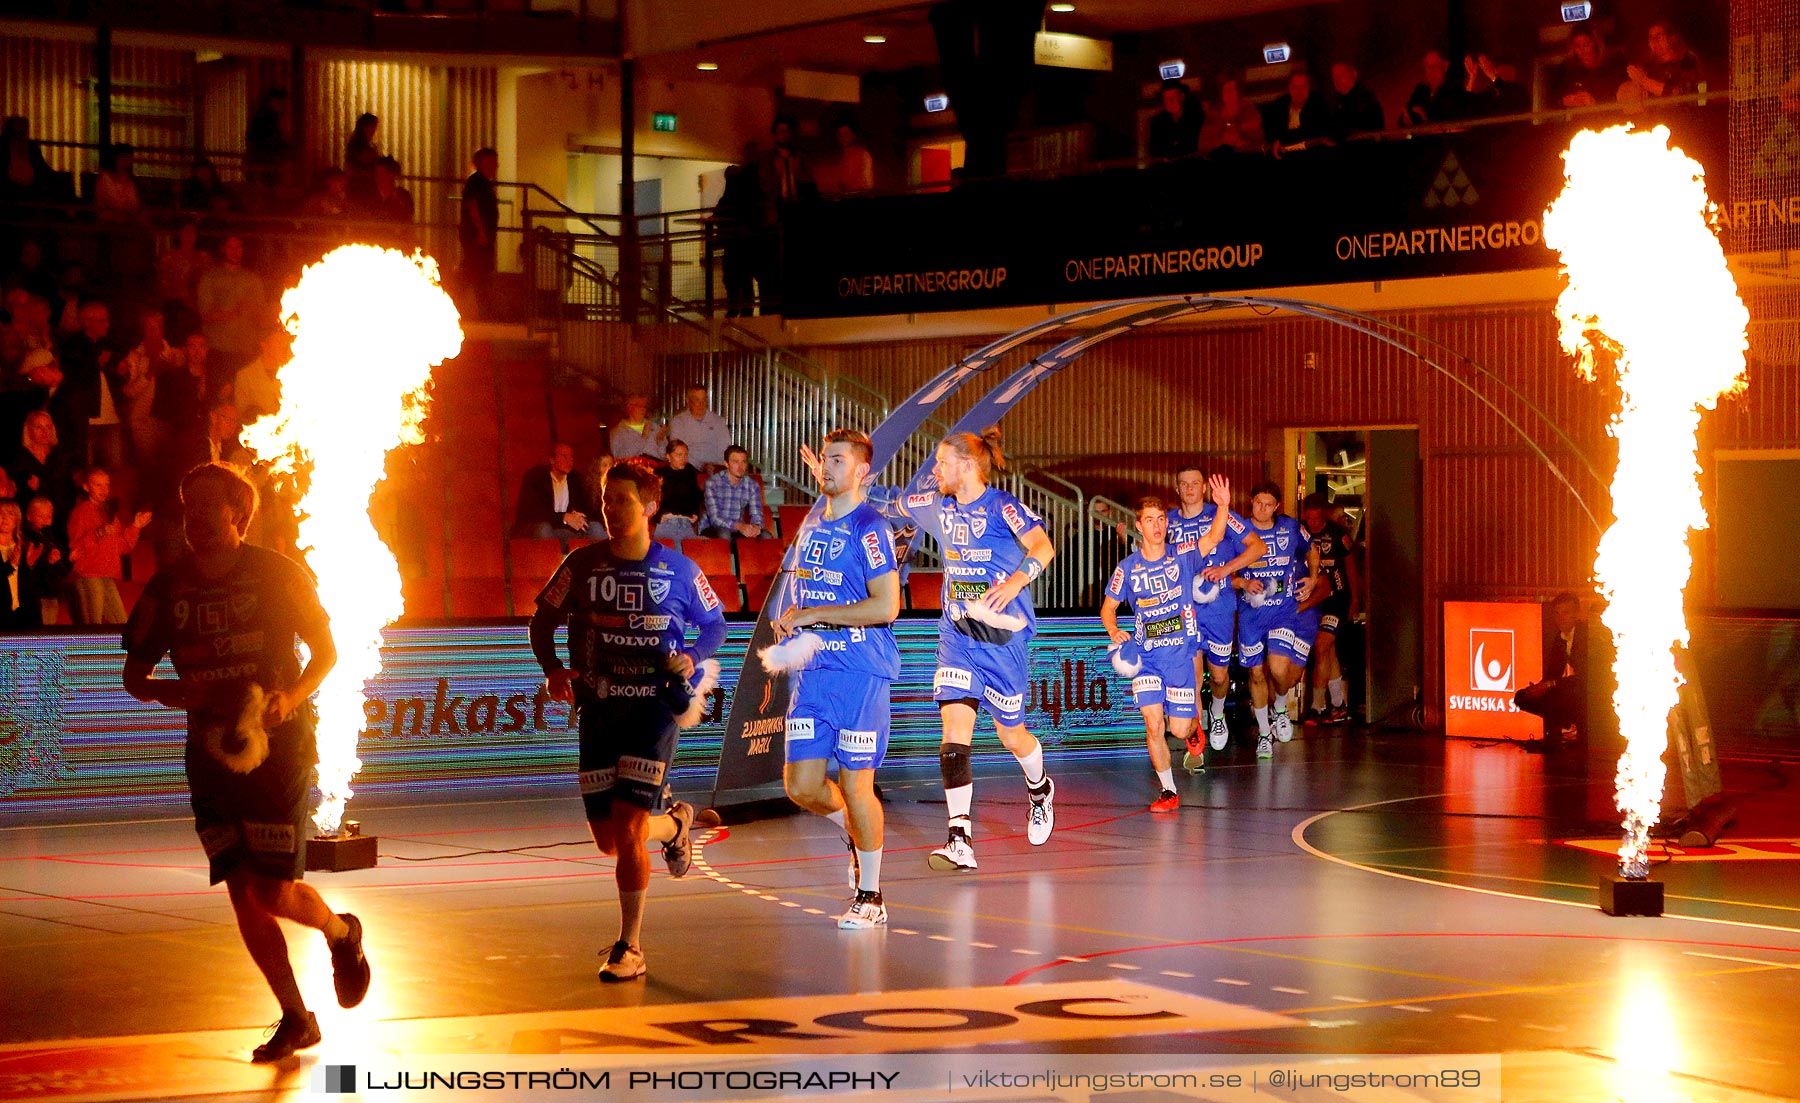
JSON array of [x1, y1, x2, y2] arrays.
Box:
[[1310, 686, 1327, 711], [1155, 767, 1177, 793], [855, 848, 882, 893], [1255, 706, 1271, 736], [946, 785, 973, 828], [1015, 743, 1046, 787], [1210, 696, 1226, 719], [824, 808, 846, 830], [1329, 678, 1347, 708], [619, 889, 645, 947]]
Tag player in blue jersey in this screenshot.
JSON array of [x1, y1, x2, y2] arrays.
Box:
[[769, 428, 902, 929], [1165, 465, 1267, 760], [530, 458, 728, 982], [1101, 476, 1233, 811], [1236, 482, 1323, 759], [896, 427, 1057, 872]]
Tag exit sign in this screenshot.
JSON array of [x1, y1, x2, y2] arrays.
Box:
[[652, 113, 678, 132]]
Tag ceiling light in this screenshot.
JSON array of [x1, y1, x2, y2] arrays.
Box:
[[1050, 3, 1076, 11], [863, 33, 888, 44], [696, 61, 719, 71]]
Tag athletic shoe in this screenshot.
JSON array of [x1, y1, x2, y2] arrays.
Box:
[[927, 827, 978, 872], [1208, 712, 1230, 751], [1327, 706, 1353, 724], [1182, 734, 1204, 775], [251, 1011, 320, 1063], [329, 912, 371, 1009], [1027, 777, 1056, 845], [1149, 790, 1181, 813], [1273, 710, 1294, 743], [662, 801, 695, 878], [599, 940, 646, 982], [837, 889, 887, 929], [1256, 734, 1274, 759], [1302, 709, 1326, 727]]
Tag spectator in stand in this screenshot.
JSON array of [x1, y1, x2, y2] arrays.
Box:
[[665, 383, 733, 473], [512, 441, 602, 539], [702, 445, 766, 541], [119, 307, 180, 470], [1263, 70, 1329, 154], [1402, 49, 1469, 127], [1328, 62, 1385, 139], [21, 494, 68, 625], [157, 221, 211, 334], [459, 148, 500, 320], [757, 115, 810, 308], [344, 113, 382, 204], [13, 346, 64, 444], [1197, 72, 1265, 156], [1, 326, 32, 453], [1147, 80, 1203, 160], [196, 236, 265, 386], [652, 439, 705, 542], [302, 169, 353, 219], [181, 159, 236, 216], [245, 88, 295, 203], [51, 262, 88, 339], [608, 393, 666, 461], [1625, 22, 1703, 101], [3, 116, 57, 205], [1554, 27, 1627, 108], [8, 240, 58, 304], [716, 142, 766, 318], [66, 464, 151, 625], [191, 403, 253, 474], [1464, 53, 1529, 116], [12, 409, 76, 522], [824, 119, 876, 194], [94, 144, 143, 223], [231, 327, 289, 424], [364, 157, 415, 224], [0, 500, 38, 630], [157, 332, 211, 449], [54, 299, 121, 466]]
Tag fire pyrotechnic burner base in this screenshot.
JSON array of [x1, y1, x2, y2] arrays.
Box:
[[1598, 874, 1664, 917], [306, 820, 379, 872]]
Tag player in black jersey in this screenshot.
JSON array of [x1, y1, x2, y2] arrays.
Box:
[[1300, 493, 1359, 724], [122, 463, 370, 1063]]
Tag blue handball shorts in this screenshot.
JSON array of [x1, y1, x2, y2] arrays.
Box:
[[1236, 599, 1291, 668], [576, 696, 679, 817], [1267, 606, 1322, 666], [1130, 643, 1199, 718], [1191, 600, 1238, 667], [786, 667, 892, 772], [934, 628, 1031, 726]]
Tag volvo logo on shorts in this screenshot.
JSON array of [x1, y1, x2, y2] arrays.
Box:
[[786, 718, 816, 741], [616, 756, 668, 786], [837, 728, 878, 754], [1470, 629, 1515, 691]]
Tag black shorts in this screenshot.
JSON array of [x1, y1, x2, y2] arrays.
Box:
[[185, 714, 317, 885], [576, 696, 680, 818], [1318, 594, 1352, 635]]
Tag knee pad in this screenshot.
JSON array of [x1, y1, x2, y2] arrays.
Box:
[[939, 743, 973, 789]]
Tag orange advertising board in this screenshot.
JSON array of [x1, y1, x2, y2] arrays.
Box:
[[1443, 601, 1544, 741]]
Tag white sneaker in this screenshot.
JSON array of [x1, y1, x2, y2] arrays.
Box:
[[1027, 777, 1055, 845], [928, 829, 978, 872], [1256, 734, 1274, 759], [837, 890, 887, 929], [1273, 709, 1294, 743], [598, 940, 646, 982], [1207, 712, 1230, 751]]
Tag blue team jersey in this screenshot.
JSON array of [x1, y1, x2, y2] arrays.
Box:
[[901, 484, 1045, 642], [1105, 549, 1199, 652], [788, 501, 901, 680], [535, 541, 727, 698], [1167, 504, 1249, 611], [1242, 516, 1312, 610]]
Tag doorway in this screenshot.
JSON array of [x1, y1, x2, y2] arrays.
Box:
[[1279, 427, 1424, 728]]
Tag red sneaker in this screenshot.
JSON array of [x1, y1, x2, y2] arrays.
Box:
[[1149, 790, 1181, 813]]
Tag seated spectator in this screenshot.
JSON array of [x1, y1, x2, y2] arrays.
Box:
[[0, 500, 36, 630], [1464, 53, 1529, 116], [1401, 50, 1470, 127], [1147, 80, 1203, 160], [607, 393, 666, 461], [93, 144, 143, 223], [1625, 22, 1703, 101], [20, 494, 68, 625], [3, 115, 57, 205], [652, 439, 705, 542], [512, 441, 602, 538], [1196, 72, 1265, 155], [119, 307, 179, 469], [12, 409, 76, 520], [65, 464, 151, 625], [1515, 592, 1589, 749], [1263, 70, 1330, 152], [181, 159, 236, 215], [665, 383, 733, 473], [303, 169, 353, 219], [702, 445, 767, 540], [1327, 62, 1385, 139], [230, 327, 289, 424], [1553, 27, 1627, 108], [823, 119, 876, 194], [363, 157, 415, 224]]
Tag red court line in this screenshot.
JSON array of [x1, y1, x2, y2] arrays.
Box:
[[1001, 931, 1800, 985], [0, 866, 627, 903], [699, 809, 1149, 870]]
